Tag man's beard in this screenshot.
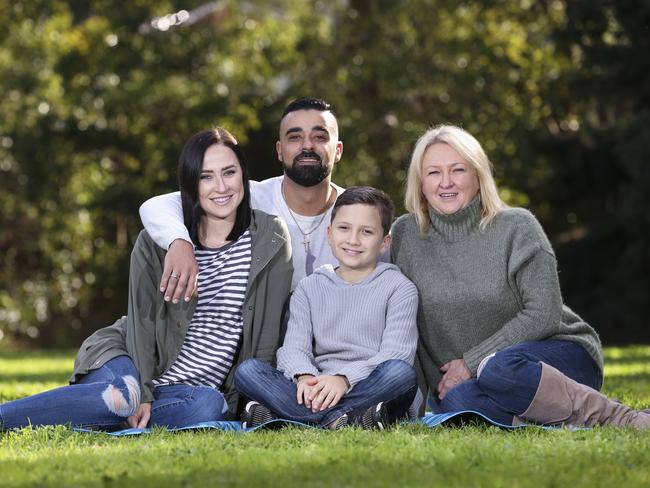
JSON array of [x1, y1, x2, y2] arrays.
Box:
[[282, 151, 331, 187]]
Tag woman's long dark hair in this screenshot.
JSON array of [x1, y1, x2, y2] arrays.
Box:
[[177, 128, 252, 249]]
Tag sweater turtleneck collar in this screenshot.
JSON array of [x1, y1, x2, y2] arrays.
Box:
[[427, 195, 482, 241]]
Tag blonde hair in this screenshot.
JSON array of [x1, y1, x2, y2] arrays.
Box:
[[404, 125, 507, 234]]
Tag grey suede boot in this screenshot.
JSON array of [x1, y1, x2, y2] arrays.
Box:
[[518, 362, 650, 428]]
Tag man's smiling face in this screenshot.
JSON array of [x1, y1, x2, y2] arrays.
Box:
[[276, 109, 343, 187]]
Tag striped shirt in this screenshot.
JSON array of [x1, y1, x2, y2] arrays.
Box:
[[154, 230, 252, 389]]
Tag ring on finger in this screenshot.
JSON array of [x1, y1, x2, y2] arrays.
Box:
[[170, 273, 179, 279]]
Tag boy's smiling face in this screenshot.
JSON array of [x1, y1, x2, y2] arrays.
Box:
[[327, 203, 391, 282]]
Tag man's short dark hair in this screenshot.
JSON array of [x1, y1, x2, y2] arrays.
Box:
[[331, 186, 395, 236], [282, 97, 336, 118]]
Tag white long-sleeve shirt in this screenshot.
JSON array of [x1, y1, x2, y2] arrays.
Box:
[[139, 176, 344, 289]]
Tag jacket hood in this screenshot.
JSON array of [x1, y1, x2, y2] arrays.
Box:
[[313, 261, 400, 287]]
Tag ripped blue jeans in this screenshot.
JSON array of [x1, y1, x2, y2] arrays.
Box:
[[0, 355, 227, 430]]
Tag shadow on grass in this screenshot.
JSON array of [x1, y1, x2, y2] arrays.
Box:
[[604, 354, 650, 366], [0, 372, 71, 383], [604, 372, 650, 381], [0, 349, 76, 359]]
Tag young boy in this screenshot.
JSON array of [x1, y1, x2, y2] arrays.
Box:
[[234, 186, 419, 429]]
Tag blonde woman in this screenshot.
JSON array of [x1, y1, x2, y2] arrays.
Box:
[[391, 124, 649, 428]]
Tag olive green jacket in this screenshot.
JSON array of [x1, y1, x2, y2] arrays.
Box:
[[70, 210, 293, 418]]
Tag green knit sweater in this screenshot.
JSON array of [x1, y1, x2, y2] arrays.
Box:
[[391, 197, 603, 397]]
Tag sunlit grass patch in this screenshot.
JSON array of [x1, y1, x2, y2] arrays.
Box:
[[602, 345, 650, 408], [0, 350, 75, 402]]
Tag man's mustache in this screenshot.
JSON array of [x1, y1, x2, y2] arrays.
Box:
[[293, 151, 322, 164]]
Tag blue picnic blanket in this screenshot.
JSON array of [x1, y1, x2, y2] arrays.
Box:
[[74, 410, 537, 436]]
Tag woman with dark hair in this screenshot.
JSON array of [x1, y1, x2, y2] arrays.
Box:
[[0, 128, 293, 430]]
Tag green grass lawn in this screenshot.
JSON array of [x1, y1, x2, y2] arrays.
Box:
[[1, 347, 650, 488]]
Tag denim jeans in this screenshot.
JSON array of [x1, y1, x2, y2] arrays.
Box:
[[0, 355, 227, 430], [234, 359, 417, 427], [438, 340, 603, 425]]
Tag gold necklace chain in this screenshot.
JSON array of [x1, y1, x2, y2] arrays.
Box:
[[199, 229, 230, 248], [281, 183, 329, 252]]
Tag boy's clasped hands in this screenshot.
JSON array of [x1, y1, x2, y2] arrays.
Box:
[[296, 374, 351, 412]]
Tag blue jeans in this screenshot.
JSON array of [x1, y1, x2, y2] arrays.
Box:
[[0, 355, 227, 430], [234, 359, 417, 427], [438, 340, 603, 425]]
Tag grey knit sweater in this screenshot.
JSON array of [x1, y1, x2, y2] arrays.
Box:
[[391, 197, 603, 396], [276, 262, 419, 388]]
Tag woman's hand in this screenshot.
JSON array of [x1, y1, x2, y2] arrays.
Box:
[[127, 402, 151, 429], [438, 359, 471, 400], [308, 375, 350, 412], [160, 239, 198, 303]]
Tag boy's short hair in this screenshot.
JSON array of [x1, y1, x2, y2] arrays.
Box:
[[331, 186, 395, 236]]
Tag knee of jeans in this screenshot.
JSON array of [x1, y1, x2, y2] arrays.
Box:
[[234, 359, 263, 389], [192, 388, 228, 420], [381, 360, 417, 385], [477, 350, 530, 390], [101, 374, 140, 417]]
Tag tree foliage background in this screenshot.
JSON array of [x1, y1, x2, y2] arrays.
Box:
[[1, 0, 648, 347]]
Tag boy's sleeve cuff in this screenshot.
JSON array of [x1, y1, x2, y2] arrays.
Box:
[[283, 364, 319, 381]]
